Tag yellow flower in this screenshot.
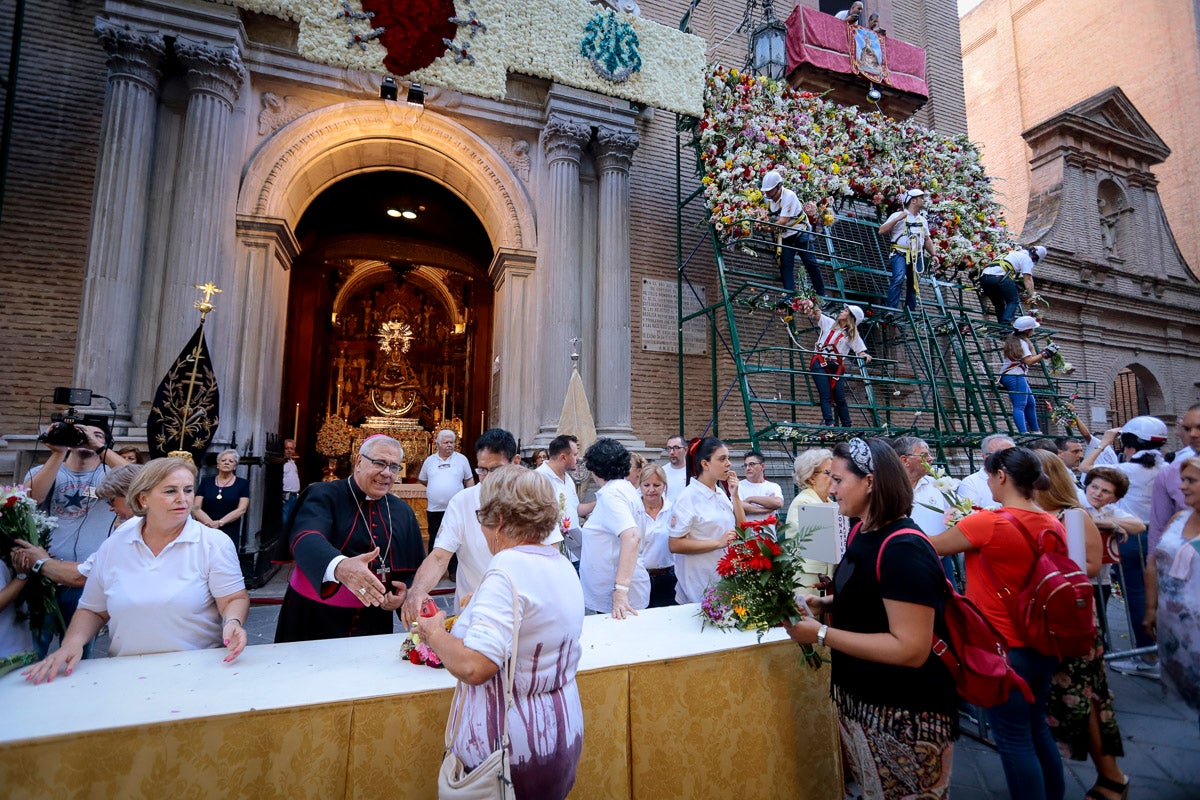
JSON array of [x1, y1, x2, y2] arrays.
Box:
[[733, 604, 747, 618], [831, 163, 841, 174], [800, 153, 811, 165]]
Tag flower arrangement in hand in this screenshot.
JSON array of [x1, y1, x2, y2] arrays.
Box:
[[698, 516, 823, 668], [400, 614, 458, 667], [918, 463, 977, 527], [1040, 340, 1075, 375], [0, 486, 65, 646], [698, 66, 1014, 278], [1046, 394, 1080, 429]]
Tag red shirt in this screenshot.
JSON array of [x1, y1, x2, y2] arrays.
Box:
[[958, 507, 1066, 648]]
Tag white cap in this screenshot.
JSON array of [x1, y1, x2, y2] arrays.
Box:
[[1012, 315, 1040, 332], [903, 188, 925, 205], [761, 171, 783, 191], [1122, 416, 1169, 443], [845, 305, 865, 325], [1032, 245, 1047, 263]]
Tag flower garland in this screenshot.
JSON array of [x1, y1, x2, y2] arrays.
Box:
[[699, 66, 1016, 277], [222, 0, 706, 116]]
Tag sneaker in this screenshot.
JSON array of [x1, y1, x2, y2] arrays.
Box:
[[1110, 657, 1160, 679]]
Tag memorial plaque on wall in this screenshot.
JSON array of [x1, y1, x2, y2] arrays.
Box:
[[641, 278, 707, 355]]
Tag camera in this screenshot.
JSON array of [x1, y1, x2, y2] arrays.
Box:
[[37, 411, 110, 449]]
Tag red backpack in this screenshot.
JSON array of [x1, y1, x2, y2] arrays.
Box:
[[871, 528, 1034, 708], [978, 510, 1096, 660]]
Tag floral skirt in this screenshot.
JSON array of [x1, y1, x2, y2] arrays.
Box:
[[835, 688, 955, 800], [1047, 629, 1123, 760]]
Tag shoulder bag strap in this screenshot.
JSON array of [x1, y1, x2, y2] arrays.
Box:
[[872, 528, 963, 672], [442, 567, 522, 754]]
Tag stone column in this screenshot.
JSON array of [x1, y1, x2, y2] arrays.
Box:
[[593, 125, 642, 444], [488, 248, 538, 444], [535, 115, 591, 439], [156, 39, 246, 416], [73, 21, 165, 416]]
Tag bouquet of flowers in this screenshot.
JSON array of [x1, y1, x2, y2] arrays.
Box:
[[1046, 395, 1080, 429], [919, 464, 977, 526], [698, 517, 823, 669], [0, 485, 65, 644], [778, 289, 818, 323], [1041, 339, 1075, 375], [400, 614, 458, 667]]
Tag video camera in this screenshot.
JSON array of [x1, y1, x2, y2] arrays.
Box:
[[37, 387, 112, 450]]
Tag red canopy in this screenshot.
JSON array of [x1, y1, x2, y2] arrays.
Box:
[[785, 5, 928, 98]]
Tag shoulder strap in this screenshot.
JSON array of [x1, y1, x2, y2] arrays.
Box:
[[996, 508, 1066, 555], [873, 527, 931, 581], [846, 520, 863, 548], [443, 567, 521, 753]]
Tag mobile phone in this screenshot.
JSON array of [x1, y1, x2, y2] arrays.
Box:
[[420, 598, 439, 618]]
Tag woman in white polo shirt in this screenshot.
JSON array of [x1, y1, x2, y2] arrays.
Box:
[[668, 437, 746, 604], [24, 457, 249, 683], [580, 438, 649, 618]]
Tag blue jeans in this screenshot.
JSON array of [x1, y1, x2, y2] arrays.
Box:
[[812, 361, 849, 426], [980, 272, 1021, 324], [34, 585, 94, 660], [1114, 532, 1154, 649], [999, 373, 1041, 433], [796, 232, 826, 295], [887, 251, 919, 310], [987, 647, 1064, 800]]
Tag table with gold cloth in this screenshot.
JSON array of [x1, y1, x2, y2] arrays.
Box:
[[0, 606, 840, 799]]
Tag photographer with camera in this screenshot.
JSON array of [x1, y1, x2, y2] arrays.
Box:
[[21, 419, 126, 657]]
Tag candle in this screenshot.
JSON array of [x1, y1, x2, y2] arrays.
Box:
[[293, 403, 300, 440]]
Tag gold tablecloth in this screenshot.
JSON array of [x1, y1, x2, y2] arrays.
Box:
[[1, 634, 839, 799]]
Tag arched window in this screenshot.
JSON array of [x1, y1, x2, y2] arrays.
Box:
[[1109, 367, 1150, 427]]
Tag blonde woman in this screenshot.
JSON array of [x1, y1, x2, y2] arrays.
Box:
[[805, 304, 871, 427], [194, 449, 251, 548], [637, 463, 676, 607], [785, 448, 835, 590]]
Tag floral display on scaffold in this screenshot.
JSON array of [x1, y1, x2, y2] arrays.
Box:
[[400, 614, 458, 667], [0, 486, 65, 651], [698, 515, 823, 669], [918, 462, 977, 527], [698, 66, 1016, 278]]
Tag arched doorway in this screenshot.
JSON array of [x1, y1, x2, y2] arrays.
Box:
[[1108, 364, 1162, 427], [282, 172, 494, 482]]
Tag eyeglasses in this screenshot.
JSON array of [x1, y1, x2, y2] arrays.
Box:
[[362, 456, 403, 474], [745, 462, 763, 468], [666, 446, 684, 452], [474, 509, 495, 525], [475, 465, 495, 476]]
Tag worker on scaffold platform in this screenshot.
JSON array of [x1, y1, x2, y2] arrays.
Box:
[[878, 188, 937, 315]]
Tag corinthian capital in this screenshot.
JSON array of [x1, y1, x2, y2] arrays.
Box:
[[174, 38, 247, 107], [94, 19, 166, 90], [540, 114, 591, 163], [595, 126, 639, 172]]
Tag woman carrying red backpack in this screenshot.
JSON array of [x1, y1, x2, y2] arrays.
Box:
[[934, 447, 1067, 800]]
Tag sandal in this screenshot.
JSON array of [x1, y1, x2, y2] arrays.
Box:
[[1086, 775, 1130, 800]]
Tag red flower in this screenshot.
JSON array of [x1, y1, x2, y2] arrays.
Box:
[[407, 649, 422, 665], [4, 495, 17, 508]]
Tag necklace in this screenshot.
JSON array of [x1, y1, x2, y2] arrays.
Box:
[[215, 473, 235, 500], [347, 477, 394, 584]]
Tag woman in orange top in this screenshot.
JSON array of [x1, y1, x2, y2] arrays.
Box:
[[933, 447, 1066, 800]]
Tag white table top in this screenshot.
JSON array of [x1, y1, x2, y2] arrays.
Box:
[[1, 604, 788, 744]]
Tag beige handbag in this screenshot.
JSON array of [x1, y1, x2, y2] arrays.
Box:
[[437, 569, 519, 800]]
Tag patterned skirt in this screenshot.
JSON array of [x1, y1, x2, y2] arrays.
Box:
[[1047, 628, 1123, 761], [835, 687, 955, 800]]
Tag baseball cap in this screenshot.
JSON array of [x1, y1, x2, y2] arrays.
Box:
[[1122, 416, 1168, 443], [1032, 245, 1047, 263], [845, 305, 865, 325], [1012, 315, 1040, 332], [761, 171, 782, 191]]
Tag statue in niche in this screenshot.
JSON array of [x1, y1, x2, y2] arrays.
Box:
[[1097, 184, 1125, 259]]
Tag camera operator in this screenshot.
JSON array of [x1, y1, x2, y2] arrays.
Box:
[[22, 421, 126, 658]]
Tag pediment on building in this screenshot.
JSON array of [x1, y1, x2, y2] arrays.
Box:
[[1023, 86, 1170, 165]]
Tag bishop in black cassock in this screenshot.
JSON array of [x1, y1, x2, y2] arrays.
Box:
[[275, 436, 425, 642]]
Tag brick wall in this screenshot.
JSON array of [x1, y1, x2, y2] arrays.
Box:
[[960, 0, 1200, 278], [0, 0, 106, 434]]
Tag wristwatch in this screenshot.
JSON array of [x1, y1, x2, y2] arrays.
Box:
[[31, 558, 48, 574], [816, 624, 829, 648]]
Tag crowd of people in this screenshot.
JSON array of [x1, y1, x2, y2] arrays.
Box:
[[5, 403, 1200, 800]]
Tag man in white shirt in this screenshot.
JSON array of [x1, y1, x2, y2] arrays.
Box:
[[761, 170, 824, 296], [978, 245, 1046, 325], [835, 1, 863, 23], [878, 188, 936, 313], [417, 429, 475, 554], [956, 434, 1014, 510], [281, 438, 301, 523], [736, 451, 783, 533], [895, 436, 958, 582], [664, 435, 688, 500], [536, 434, 596, 564], [403, 428, 559, 623]]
